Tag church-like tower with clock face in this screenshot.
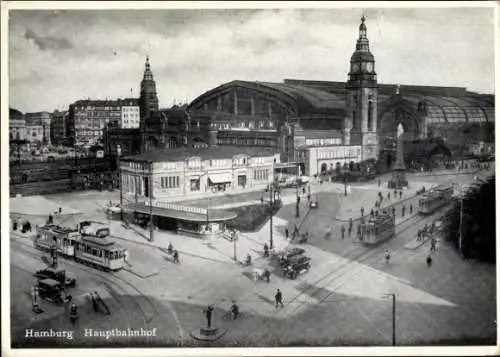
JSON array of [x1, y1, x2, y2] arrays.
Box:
[[345, 15, 379, 162]]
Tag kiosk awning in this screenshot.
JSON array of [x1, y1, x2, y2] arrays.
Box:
[[209, 173, 233, 183]]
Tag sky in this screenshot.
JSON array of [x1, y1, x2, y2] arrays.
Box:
[[8, 5, 495, 113]]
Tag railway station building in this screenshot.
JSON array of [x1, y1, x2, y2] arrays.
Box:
[[184, 16, 494, 175]]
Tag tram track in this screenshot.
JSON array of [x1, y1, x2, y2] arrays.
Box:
[[9, 235, 185, 345], [247, 204, 451, 338], [10, 239, 133, 335]]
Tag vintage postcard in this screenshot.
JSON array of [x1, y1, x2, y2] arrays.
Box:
[[2, 1, 498, 356]]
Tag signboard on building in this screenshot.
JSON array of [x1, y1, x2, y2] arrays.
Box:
[[145, 200, 207, 215]]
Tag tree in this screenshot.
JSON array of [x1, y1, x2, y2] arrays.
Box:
[[444, 176, 495, 263]]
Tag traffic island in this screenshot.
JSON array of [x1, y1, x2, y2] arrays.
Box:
[[190, 326, 227, 342]]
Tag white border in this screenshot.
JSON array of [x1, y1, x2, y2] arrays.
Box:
[[1, 1, 499, 357]]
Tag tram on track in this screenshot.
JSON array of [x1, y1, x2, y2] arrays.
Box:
[[35, 221, 126, 271], [359, 209, 396, 244], [418, 186, 454, 215]]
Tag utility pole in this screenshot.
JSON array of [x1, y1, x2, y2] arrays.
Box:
[[149, 169, 154, 242], [117, 145, 123, 221], [233, 231, 238, 261], [384, 293, 396, 346], [269, 183, 274, 250], [459, 193, 464, 253]]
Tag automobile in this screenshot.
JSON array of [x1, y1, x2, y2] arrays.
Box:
[[34, 267, 76, 287], [36, 279, 65, 304], [279, 247, 306, 265], [283, 256, 311, 279]]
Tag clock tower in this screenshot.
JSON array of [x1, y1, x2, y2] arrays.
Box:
[[345, 15, 378, 162]]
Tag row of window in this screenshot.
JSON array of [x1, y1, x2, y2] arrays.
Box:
[[217, 138, 277, 146], [317, 147, 361, 160], [306, 138, 342, 146], [254, 169, 269, 181], [75, 243, 124, 260], [210, 120, 276, 131], [161, 176, 180, 189]]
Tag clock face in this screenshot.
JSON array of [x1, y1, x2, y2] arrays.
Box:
[[367, 62, 374, 72], [351, 63, 360, 72]]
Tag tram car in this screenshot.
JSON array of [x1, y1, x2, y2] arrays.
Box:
[[418, 186, 454, 215], [360, 209, 395, 245], [35, 221, 126, 271]]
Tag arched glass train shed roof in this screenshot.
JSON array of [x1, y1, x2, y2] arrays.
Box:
[[379, 94, 494, 124]]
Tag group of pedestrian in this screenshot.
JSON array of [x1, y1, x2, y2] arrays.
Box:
[[167, 242, 180, 264]]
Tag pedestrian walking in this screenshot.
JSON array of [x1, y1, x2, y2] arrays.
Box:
[[294, 224, 299, 236], [394, 189, 397, 198], [402, 205, 406, 217], [426, 254, 433, 267], [417, 230, 422, 241], [69, 303, 78, 326], [264, 268, 271, 283], [378, 179, 381, 187], [285, 227, 289, 239], [275, 289, 284, 308], [307, 193, 311, 202], [91, 292, 98, 312], [360, 207, 364, 217], [385, 250, 391, 263], [264, 243, 269, 258], [370, 209, 374, 217], [167, 242, 173, 255], [356, 224, 362, 240], [173, 250, 179, 264], [325, 226, 332, 240], [348, 218, 353, 237], [387, 192, 391, 201], [392, 207, 396, 217], [48, 214, 53, 225], [399, 191, 402, 199], [341, 225, 345, 240], [409, 203, 413, 215]]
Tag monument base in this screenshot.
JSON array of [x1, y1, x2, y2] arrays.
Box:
[[388, 170, 408, 189], [190, 326, 227, 342]]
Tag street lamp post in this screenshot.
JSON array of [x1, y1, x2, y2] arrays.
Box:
[[384, 293, 396, 346], [269, 182, 274, 250], [117, 145, 123, 221]]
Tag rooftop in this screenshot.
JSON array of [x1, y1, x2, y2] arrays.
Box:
[[122, 146, 279, 163]]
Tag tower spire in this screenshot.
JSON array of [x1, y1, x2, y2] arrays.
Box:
[[356, 15, 370, 52], [144, 55, 153, 81]]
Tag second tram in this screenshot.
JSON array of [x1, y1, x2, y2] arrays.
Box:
[[418, 186, 454, 215]]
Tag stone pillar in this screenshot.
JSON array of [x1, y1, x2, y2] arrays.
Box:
[[388, 123, 408, 189]]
